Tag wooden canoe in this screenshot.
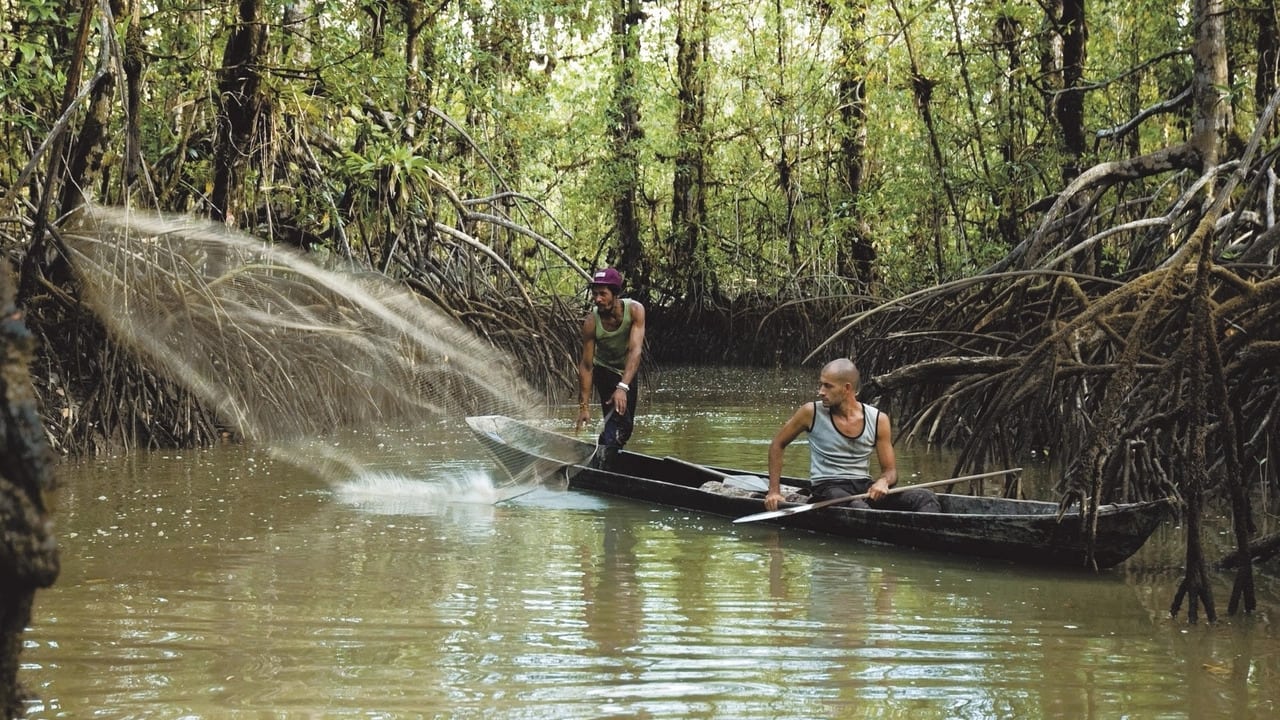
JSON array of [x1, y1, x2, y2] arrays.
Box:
[[465, 415, 1173, 570]]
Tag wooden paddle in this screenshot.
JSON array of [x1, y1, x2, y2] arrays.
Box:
[[732, 467, 1023, 524]]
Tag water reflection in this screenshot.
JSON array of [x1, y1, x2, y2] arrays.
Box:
[[580, 512, 643, 657], [22, 366, 1280, 718]]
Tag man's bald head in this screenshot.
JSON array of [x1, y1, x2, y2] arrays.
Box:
[[822, 358, 860, 392]]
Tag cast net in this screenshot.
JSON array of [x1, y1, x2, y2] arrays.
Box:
[[62, 206, 588, 498]]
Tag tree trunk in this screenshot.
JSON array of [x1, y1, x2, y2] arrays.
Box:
[[122, 1, 145, 192], [887, 0, 963, 276], [610, 0, 648, 291], [211, 0, 269, 225], [993, 11, 1026, 248], [1054, 0, 1087, 181], [0, 263, 61, 719], [18, 0, 96, 301], [670, 0, 713, 302], [58, 72, 115, 217], [1190, 0, 1232, 168], [469, 5, 524, 260], [1257, 1, 1279, 135], [1171, 485, 1217, 622], [834, 0, 874, 285]]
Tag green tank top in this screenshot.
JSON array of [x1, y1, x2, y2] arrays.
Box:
[[593, 299, 633, 374]]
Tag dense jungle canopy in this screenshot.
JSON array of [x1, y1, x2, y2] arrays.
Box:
[[0, 0, 1270, 448], [3, 2, 1280, 705]]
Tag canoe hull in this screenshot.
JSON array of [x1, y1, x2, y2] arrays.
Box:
[[466, 415, 1171, 570]]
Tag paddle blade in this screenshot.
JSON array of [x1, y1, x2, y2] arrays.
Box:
[[732, 504, 813, 524]]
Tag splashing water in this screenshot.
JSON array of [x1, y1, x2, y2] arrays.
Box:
[[334, 470, 503, 513], [62, 205, 551, 495]]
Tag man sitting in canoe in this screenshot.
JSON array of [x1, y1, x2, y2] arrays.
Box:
[[763, 358, 941, 513]]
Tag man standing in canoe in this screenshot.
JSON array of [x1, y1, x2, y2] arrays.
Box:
[[575, 267, 646, 467], [763, 358, 940, 513]]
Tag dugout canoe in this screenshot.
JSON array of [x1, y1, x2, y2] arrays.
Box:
[[465, 414, 1172, 570]]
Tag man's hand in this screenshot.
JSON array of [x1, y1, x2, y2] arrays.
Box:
[[764, 490, 785, 511], [575, 405, 590, 431], [612, 386, 628, 415], [867, 477, 892, 501]]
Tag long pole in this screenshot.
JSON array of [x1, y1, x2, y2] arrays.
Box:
[[733, 468, 1022, 524]]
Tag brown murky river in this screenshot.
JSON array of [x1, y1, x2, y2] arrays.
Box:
[[21, 366, 1280, 718]]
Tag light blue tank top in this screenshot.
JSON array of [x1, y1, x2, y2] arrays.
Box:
[[808, 401, 880, 481]]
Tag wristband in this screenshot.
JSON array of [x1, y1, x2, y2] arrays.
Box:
[[616, 382, 630, 391]]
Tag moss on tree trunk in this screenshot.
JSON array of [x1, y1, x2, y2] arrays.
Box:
[[0, 262, 60, 718]]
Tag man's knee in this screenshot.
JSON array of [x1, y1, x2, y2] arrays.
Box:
[[902, 489, 941, 513]]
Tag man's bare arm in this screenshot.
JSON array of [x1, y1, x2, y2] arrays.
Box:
[[868, 410, 897, 500], [612, 302, 645, 416], [765, 402, 814, 510]]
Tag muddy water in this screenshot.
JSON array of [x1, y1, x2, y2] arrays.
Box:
[[21, 366, 1280, 718]]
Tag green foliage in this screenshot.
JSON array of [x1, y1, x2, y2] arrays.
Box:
[[1, 0, 1268, 301], [0, 0, 71, 143]]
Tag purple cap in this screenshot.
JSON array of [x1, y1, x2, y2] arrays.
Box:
[[590, 267, 623, 289]]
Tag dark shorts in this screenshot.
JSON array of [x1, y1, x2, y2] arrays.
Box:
[[591, 365, 638, 448], [810, 477, 941, 512]]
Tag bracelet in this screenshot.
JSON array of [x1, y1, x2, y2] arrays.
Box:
[[578, 401, 588, 408], [616, 382, 630, 391]]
